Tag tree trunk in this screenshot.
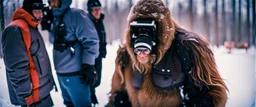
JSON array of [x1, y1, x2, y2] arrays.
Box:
[[129, 0, 132, 8], [0, 0, 4, 58], [246, 0, 250, 46], [215, 0, 219, 47], [188, 0, 193, 31], [114, 0, 118, 12], [221, 0, 226, 44], [0, 0, 4, 31], [231, 0, 236, 44], [238, 0, 242, 43], [253, 0, 256, 45], [203, 0, 209, 41], [12, 2, 15, 13], [165, 0, 169, 6], [178, 2, 182, 23], [17, 0, 20, 8]]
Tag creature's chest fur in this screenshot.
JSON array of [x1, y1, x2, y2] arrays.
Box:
[[131, 45, 184, 90], [130, 46, 185, 106]]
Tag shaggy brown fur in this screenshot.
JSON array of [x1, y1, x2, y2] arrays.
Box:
[[107, 0, 228, 107]]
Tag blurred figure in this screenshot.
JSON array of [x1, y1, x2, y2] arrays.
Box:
[[87, 0, 107, 106], [2, 0, 56, 106], [48, 0, 99, 106], [224, 41, 235, 53]]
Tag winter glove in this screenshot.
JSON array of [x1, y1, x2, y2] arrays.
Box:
[[80, 64, 97, 85]]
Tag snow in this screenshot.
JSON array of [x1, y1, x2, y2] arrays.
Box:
[[0, 40, 255, 107]]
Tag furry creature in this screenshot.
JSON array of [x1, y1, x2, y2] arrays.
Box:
[[106, 0, 228, 107]]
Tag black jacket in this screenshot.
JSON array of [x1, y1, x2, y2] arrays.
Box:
[[88, 13, 107, 58]]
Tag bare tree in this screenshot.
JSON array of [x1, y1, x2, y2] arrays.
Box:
[[12, 2, 16, 13], [177, 2, 183, 23], [246, 0, 250, 46], [253, 0, 256, 45], [237, 0, 241, 43], [0, 0, 4, 58], [129, 0, 132, 8], [221, 0, 226, 44], [0, 0, 4, 31], [165, 0, 169, 6], [188, 0, 193, 31], [231, 0, 236, 43], [214, 0, 219, 47], [203, 0, 209, 41]]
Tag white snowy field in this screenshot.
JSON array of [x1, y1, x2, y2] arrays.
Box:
[[0, 40, 255, 107]]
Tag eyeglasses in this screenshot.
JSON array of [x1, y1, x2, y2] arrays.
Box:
[[32, 3, 44, 9], [91, 7, 101, 12], [134, 48, 150, 55]]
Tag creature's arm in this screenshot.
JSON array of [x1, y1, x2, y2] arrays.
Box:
[[106, 46, 130, 107], [182, 35, 228, 107]]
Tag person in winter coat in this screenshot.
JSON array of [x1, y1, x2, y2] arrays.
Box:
[[86, 0, 107, 105], [2, 0, 56, 106], [106, 0, 228, 107], [48, 0, 99, 106]]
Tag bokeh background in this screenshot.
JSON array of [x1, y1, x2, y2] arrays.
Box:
[[0, 0, 255, 107]]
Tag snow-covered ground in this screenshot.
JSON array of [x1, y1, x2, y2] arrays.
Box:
[[0, 40, 255, 107]]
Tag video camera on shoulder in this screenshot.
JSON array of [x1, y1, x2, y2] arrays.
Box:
[[41, 4, 53, 31], [130, 19, 157, 54]]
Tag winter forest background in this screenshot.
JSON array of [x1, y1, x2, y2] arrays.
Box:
[[0, 0, 255, 49], [0, 0, 255, 107]]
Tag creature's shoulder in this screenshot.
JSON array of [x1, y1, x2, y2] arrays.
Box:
[[174, 28, 210, 53], [115, 45, 131, 68]]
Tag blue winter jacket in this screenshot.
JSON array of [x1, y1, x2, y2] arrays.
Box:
[[51, 0, 99, 74]]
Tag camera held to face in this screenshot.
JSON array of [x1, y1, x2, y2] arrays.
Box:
[[41, 5, 53, 31], [130, 19, 157, 54]]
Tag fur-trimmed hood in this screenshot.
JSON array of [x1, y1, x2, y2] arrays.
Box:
[[125, 0, 176, 66]]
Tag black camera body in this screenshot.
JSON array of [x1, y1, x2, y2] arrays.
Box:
[[130, 19, 157, 53], [41, 5, 53, 31]]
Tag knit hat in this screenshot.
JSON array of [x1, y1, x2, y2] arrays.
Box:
[[87, 0, 102, 11], [133, 35, 153, 52], [22, 0, 43, 15]]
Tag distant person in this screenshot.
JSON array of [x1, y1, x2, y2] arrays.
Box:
[[48, 0, 99, 106], [87, 0, 107, 105], [2, 0, 56, 106]]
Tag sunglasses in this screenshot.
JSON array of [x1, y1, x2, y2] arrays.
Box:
[[134, 48, 150, 55]]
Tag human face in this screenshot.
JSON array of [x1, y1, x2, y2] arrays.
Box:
[[91, 6, 101, 20], [135, 48, 151, 64], [49, 0, 60, 9], [32, 9, 43, 21]]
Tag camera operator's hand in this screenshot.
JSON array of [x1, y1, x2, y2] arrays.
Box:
[[80, 64, 97, 85]]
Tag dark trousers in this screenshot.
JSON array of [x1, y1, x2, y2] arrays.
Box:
[[94, 57, 102, 88], [90, 57, 103, 105], [21, 95, 53, 107]]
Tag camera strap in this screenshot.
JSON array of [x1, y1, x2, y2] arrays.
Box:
[[53, 8, 74, 52]]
